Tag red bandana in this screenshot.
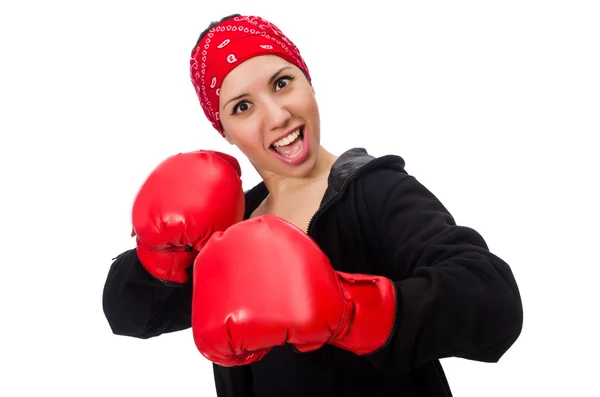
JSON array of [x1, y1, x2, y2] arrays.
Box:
[[190, 15, 311, 137]]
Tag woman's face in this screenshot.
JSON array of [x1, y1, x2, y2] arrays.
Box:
[[219, 55, 321, 179]]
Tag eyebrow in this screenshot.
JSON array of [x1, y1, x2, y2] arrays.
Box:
[[223, 66, 292, 109]]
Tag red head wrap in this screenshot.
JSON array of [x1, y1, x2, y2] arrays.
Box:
[[190, 15, 311, 137]]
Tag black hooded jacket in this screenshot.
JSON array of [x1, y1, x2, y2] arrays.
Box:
[[103, 148, 523, 396]]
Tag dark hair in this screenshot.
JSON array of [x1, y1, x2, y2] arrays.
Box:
[[192, 13, 241, 56]]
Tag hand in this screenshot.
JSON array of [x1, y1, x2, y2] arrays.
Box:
[[191, 214, 396, 366], [131, 150, 245, 283]]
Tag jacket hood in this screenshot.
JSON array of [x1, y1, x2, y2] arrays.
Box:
[[243, 148, 406, 217]]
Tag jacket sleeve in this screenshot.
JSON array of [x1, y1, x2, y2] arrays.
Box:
[[102, 248, 193, 339], [363, 170, 523, 373], [213, 364, 254, 397]]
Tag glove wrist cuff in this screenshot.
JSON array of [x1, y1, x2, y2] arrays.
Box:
[[135, 238, 197, 283], [330, 272, 397, 355]]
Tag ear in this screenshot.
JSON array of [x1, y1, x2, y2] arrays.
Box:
[[222, 129, 235, 145], [224, 135, 235, 145]]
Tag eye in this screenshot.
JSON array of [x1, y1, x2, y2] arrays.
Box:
[[232, 100, 252, 115], [274, 75, 295, 92]]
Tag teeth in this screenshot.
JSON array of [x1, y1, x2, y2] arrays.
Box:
[[273, 128, 301, 147]]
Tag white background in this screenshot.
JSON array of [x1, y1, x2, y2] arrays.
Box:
[[1, 0, 599, 396]]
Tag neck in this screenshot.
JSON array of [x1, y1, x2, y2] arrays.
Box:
[[258, 146, 338, 200]]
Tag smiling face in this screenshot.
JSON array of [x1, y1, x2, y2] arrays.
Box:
[[219, 55, 322, 179]]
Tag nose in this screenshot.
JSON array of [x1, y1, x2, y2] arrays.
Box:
[[262, 95, 291, 130]]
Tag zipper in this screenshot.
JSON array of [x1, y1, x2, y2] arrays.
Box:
[[307, 153, 391, 235], [305, 194, 335, 235], [306, 173, 356, 236]]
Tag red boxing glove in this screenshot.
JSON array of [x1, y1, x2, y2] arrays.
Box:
[[191, 214, 396, 366], [131, 150, 245, 283]]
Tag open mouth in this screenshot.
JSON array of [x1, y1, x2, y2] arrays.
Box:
[[270, 126, 304, 157], [269, 126, 309, 165]]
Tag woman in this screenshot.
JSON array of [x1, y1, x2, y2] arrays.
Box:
[[103, 13, 523, 397]]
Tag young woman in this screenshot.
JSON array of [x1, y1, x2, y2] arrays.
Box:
[[103, 14, 523, 397]]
